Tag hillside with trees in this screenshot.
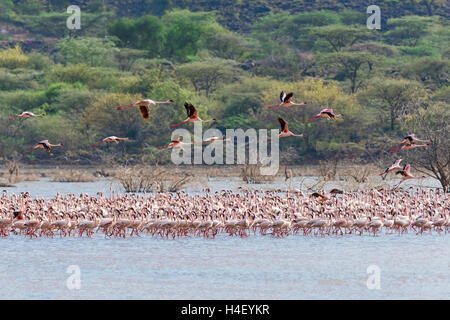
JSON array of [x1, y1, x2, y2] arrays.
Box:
[[0, 0, 448, 187]]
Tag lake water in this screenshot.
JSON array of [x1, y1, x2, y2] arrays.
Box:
[[0, 178, 448, 299]]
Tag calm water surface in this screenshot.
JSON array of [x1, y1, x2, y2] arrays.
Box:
[[0, 178, 448, 299]]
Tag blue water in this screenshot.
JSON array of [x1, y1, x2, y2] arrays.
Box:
[[0, 178, 448, 299], [1, 233, 448, 299]]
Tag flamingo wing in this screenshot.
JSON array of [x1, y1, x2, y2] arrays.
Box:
[[284, 92, 294, 103], [184, 103, 197, 118], [139, 105, 150, 120], [280, 91, 286, 102], [278, 117, 288, 132]]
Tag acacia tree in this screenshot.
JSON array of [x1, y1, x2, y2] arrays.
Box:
[[402, 102, 449, 191], [176, 59, 239, 97], [317, 51, 376, 93], [361, 78, 427, 130], [308, 25, 371, 52]]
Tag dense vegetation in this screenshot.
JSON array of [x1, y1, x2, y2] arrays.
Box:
[[0, 0, 448, 186]]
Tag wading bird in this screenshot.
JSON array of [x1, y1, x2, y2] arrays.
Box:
[[9, 111, 45, 120], [380, 159, 403, 176], [26, 140, 63, 155], [117, 99, 173, 120], [269, 118, 305, 140], [268, 91, 307, 109], [92, 136, 131, 148], [307, 109, 342, 122], [171, 103, 216, 128]]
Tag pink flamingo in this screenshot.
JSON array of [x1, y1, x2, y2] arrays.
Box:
[[269, 118, 305, 140], [268, 91, 307, 109], [26, 140, 63, 155], [117, 99, 173, 120], [9, 111, 45, 120], [171, 103, 216, 128], [92, 136, 131, 148], [380, 159, 403, 176], [307, 109, 342, 122]]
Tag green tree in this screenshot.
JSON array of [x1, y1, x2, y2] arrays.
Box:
[[176, 59, 239, 97], [359, 78, 427, 130], [56, 37, 115, 67], [308, 25, 371, 52], [109, 15, 165, 57], [317, 52, 376, 93], [385, 16, 435, 47], [162, 10, 225, 60]]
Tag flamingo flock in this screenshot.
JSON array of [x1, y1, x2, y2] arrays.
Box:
[[0, 189, 447, 239]]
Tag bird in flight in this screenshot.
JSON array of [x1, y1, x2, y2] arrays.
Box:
[[380, 159, 403, 176], [269, 118, 305, 140], [117, 99, 173, 120], [26, 140, 63, 155], [307, 109, 342, 122], [268, 91, 307, 109], [389, 134, 430, 154], [158, 134, 199, 150], [92, 136, 131, 148], [9, 111, 45, 120], [171, 103, 216, 128]]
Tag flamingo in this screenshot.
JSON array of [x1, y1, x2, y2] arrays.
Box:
[[269, 117, 305, 140], [202, 136, 230, 143], [171, 103, 216, 128], [158, 134, 199, 150], [394, 164, 414, 188], [380, 159, 403, 176], [389, 143, 429, 154], [9, 111, 45, 120], [307, 109, 342, 122], [92, 136, 131, 148], [268, 91, 307, 109], [26, 140, 63, 155], [117, 99, 173, 120], [391, 134, 430, 150]]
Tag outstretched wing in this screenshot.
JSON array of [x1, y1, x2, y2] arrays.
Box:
[[184, 103, 197, 117], [278, 117, 288, 132], [280, 91, 286, 102], [139, 105, 150, 120], [284, 92, 294, 103]]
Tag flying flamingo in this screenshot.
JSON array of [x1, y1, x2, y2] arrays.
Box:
[[389, 143, 429, 154], [269, 118, 305, 140], [158, 134, 199, 150], [171, 103, 216, 128], [394, 164, 414, 188], [380, 159, 403, 176], [92, 136, 131, 148], [9, 111, 45, 120], [307, 109, 342, 122], [26, 140, 63, 154], [268, 91, 307, 109], [390, 134, 430, 154], [202, 136, 230, 143], [117, 99, 173, 120]]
